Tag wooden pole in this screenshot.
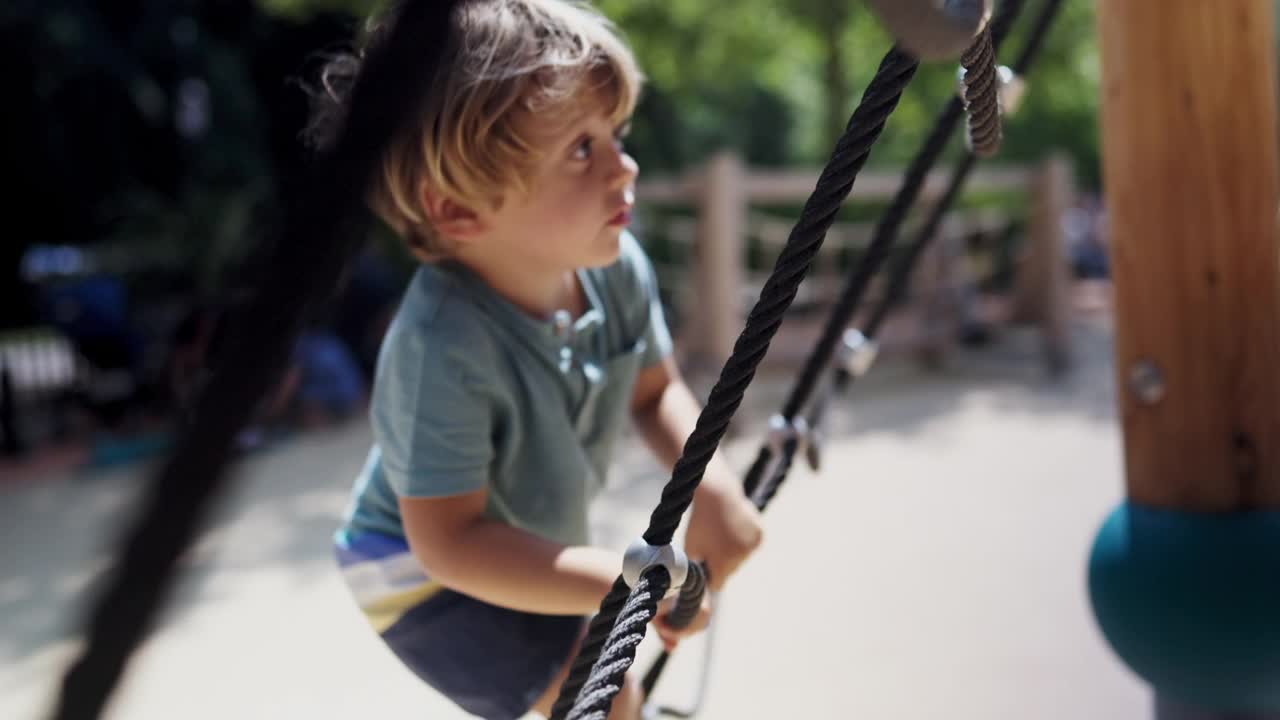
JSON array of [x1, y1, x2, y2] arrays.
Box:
[[1010, 153, 1075, 374], [1096, 0, 1280, 511], [1032, 154, 1074, 375], [694, 151, 746, 365]]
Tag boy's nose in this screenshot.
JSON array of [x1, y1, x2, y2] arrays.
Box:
[[607, 148, 639, 188]]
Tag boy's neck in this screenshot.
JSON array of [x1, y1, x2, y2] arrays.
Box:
[[455, 253, 585, 321]]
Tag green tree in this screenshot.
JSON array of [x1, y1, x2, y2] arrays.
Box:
[[254, 0, 1103, 182]]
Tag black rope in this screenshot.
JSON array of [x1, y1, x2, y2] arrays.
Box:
[[867, 154, 978, 337], [744, 0, 1065, 512], [559, 564, 703, 717], [870, 0, 1067, 347], [553, 571, 670, 720], [638, 0, 1050, 703], [49, 2, 462, 718], [551, 46, 919, 720], [664, 563, 710, 630], [1010, 0, 1063, 74], [642, 46, 917, 547], [742, 0, 1030, 503]]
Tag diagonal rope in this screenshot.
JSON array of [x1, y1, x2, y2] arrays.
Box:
[[641, 47, 917, 549], [48, 2, 462, 718], [566, 569, 670, 720], [551, 45, 920, 720], [743, 0, 1065, 510], [741, 0, 1029, 503]]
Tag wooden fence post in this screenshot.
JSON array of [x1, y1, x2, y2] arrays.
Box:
[[690, 151, 746, 366], [1013, 152, 1075, 374]]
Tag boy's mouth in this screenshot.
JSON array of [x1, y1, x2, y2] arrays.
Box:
[[608, 207, 632, 226]]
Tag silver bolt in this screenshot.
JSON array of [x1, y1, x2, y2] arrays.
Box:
[[1128, 360, 1166, 405]]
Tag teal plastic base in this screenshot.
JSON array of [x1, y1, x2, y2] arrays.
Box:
[[1088, 501, 1280, 713]]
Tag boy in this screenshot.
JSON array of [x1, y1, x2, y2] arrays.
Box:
[[316, 1, 764, 718]]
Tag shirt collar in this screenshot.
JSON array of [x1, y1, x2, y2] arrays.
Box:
[[433, 261, 605, 352]]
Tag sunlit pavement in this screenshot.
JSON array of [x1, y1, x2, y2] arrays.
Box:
[[2, 318, 1148, 719]]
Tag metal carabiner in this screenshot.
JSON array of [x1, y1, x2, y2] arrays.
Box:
[[863, 0, 993, 61]]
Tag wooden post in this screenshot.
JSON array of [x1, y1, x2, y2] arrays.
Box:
[[1097, 0, 1280, 510], [915, 213, 963, 368], [692, 151, 746, 365], [1011, 153, 1074, 374], [1035, 153, 1074, 375]]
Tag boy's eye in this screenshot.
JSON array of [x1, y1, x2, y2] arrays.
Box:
[[572, 137, 592, 161]]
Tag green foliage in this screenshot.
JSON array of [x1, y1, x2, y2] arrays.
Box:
[[602, 0, 1100, 185], [10, 0, 1102, 292], [251, 0, 1103, 181]]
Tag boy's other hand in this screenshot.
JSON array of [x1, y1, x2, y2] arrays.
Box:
[[651, 591, 713, 651], [684, 483, 763, 592]]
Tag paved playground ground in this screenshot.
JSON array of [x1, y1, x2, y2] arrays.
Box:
[[2, 316, 1149, 719]]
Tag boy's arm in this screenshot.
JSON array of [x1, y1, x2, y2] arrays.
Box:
[[630, 356, 763, 590], [400, 491, 620, 616]]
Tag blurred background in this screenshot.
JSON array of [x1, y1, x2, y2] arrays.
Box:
[[0, 0, 1106, 470], [1, 1, 1141, 718]]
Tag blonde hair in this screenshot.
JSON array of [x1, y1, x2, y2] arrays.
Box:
[[308, 0, 644, 261]]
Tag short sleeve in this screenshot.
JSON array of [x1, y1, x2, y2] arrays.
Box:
[[370, 316, 494, 498], [620, 232, 674, 368]]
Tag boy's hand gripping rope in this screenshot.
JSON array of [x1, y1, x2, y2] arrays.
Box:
[[553, 2, 1036, 713], [632, 0, 1072, 713], [550, 44, 924, 720]]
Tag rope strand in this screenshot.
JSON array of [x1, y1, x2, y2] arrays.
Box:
[[554, 46, 919, 720], [961, 29, 1002, 158], [744, 0, 1030, 501], [641, 47, 918, 547]]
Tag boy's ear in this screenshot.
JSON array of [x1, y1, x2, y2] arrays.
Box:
[[419, 183, 489, 243]]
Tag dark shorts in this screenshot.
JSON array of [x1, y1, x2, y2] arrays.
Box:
[[336, 531, 585, 719]]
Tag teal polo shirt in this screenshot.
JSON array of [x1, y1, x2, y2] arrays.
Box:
[[338, 232, 673, 548]]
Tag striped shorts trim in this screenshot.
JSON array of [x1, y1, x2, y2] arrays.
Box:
[[334, 531, 441, 632]]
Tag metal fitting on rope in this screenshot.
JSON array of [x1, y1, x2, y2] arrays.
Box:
[[837, 328, 880, 377], [765, 413, 811, 456], [804, 426, 825, 473], [752, 413, 816, 501], [622, 539, 688, 599], [864, 0, 993, 61], [957, 65, 1027, 116]]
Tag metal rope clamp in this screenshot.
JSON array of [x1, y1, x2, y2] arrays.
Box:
[[766, 413, 811, 459], [794, 330, 877, 474], [753, 412, 816, 494], [838, 328, 880, 378], [623, 538, 689, 599], [863, 0, 993, 61]]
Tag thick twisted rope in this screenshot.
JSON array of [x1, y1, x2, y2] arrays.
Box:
[[872, 0, 1065, 340], [642, 47, 917, 547], [743, 0, 1064, 509], [635, 0, 1050, 703], [565, 569, 670, 720], [742, 0, 1027, 504], [550, 46, 920, 720], [49, 2, 462, 718], [960, 28, 1002, 158]]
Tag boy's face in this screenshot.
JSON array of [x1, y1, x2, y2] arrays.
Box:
[[482, 100, 638, 272]]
